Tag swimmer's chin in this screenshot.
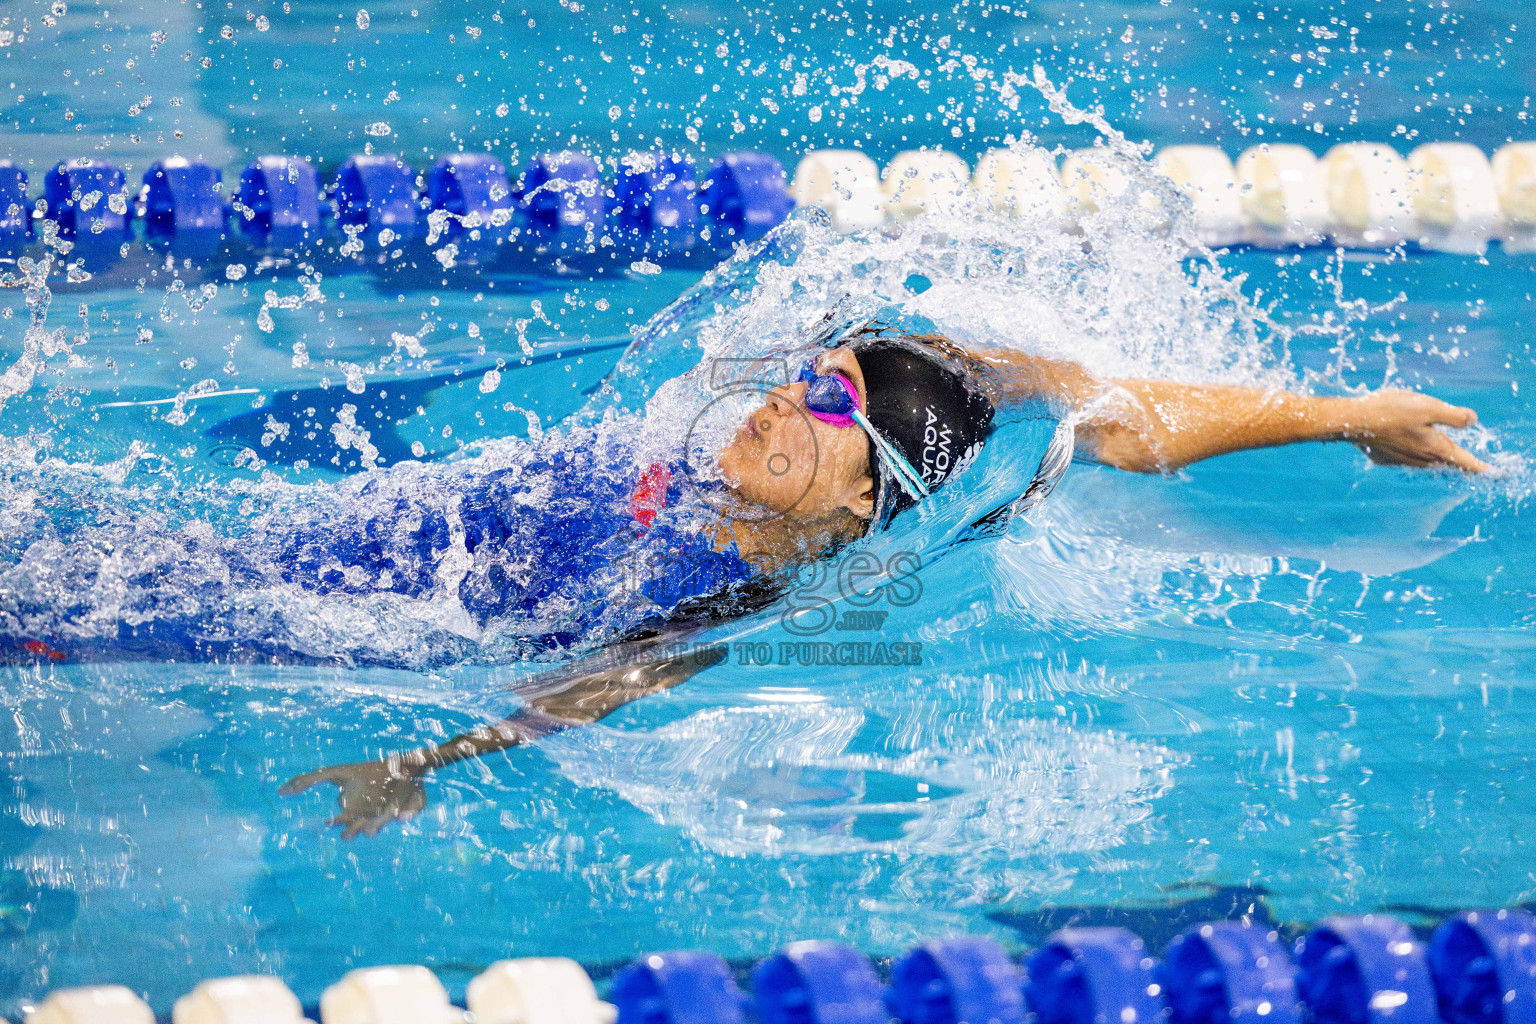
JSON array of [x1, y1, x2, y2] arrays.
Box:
[[714, 450, 791, 515], [715, 464, 769, 509]]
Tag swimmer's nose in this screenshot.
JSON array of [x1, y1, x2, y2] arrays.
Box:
[[749, 382, 810, 438], [766, 381, 807, 412]]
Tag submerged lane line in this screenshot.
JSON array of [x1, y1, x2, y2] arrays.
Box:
[[96, 388, 265, 409]]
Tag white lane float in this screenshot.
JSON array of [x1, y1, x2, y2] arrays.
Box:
[[1321, 142, 1414, 247], [466, 958, 616, 1024], [1409, 142, 1502, 253], [972, 147, 1068, 224], [1152, 144, 1245, 246], [882, 148, 970, 219], [1060, 147, 1166, 228], [1235, 143, 1330, 246], [319, 966, 462, 1024], [1059, 147, 1131, 217], [173, 976, 310, 1024], [25, 986, 156, 1024], [789, 149, 884, 232], [1492, 142, 1536, 249]]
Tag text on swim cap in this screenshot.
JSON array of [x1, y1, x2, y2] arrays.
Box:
[[921, 405, 953, 485]]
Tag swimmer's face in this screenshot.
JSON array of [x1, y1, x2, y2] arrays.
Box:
[[717, 346, 876, 520]]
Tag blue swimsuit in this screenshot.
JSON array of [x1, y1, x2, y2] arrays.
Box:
[[272, 443, 758, 642], [2, 429, 760, 665]]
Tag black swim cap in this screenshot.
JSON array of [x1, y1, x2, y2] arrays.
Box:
[[850, 334, 994, 522]]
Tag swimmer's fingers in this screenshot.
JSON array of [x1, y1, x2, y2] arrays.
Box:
[[329, 774, 426, 840], [1417, 394, 1478, 430], [335, 814, 371, 841], [1369, 388, 1478, 430], [357, 805, 417, 839], [335, 814, 398, 840], [1407, 425, 1491, 472], [330, 803, 421, 841], [1423, 402, 1493, 471], [1434, 434, 1493, 473], [328, 809, 388, 840], [1346, 391, 1491, 474], [1354, 428, 1491, 474]]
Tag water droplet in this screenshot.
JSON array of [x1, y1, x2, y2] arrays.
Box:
[[355, 9, 370, 29]]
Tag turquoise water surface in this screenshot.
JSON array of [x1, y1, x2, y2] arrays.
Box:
[[1, 0, 1534, 1014]]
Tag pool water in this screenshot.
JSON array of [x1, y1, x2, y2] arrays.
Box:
[[3, 0, 1536, 1015]]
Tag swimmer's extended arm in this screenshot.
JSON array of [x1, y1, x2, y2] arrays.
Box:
[[969, 348, 1490, 474], [280, 636, 727, 839]]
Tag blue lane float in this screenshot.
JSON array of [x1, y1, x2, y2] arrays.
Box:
[[1027, 927, 1163, 1024], [516, 150, 605, 247], [702, 152, 795, 243], [333, 153, 419, 241], [141, 158, 226, 240], [1161, 922, 1301, 1024], [888, 936, 1026, 1024], [426, 153, 513, 243], [612, 950, 748, 1024], [1294, 915, 1438, 1024], [29, 905, 1536, 1022], [611, 151, 701, 254], [752, 941, 886, 1024], [44, 159, 130, 240], [0, 162, 29, 244], [1429, 910, 1536, 1024], [6, 148, 801, 272], [236, 155, 322, 245]]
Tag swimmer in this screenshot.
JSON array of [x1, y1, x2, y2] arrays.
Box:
[[281, 321, 1489, 838]]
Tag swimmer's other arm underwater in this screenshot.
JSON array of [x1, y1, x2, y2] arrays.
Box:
[[283, 332, 1488, 838]]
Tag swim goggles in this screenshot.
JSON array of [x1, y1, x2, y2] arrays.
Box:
[[795, 358, 931, 502]]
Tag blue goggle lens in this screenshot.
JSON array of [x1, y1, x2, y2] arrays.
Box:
[[797, 358, 855, 417]]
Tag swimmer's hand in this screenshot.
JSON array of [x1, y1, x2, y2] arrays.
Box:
[[1339, 389, 1491, 473], [278, 636, 729, 839], [279, 758, 427, 840]]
